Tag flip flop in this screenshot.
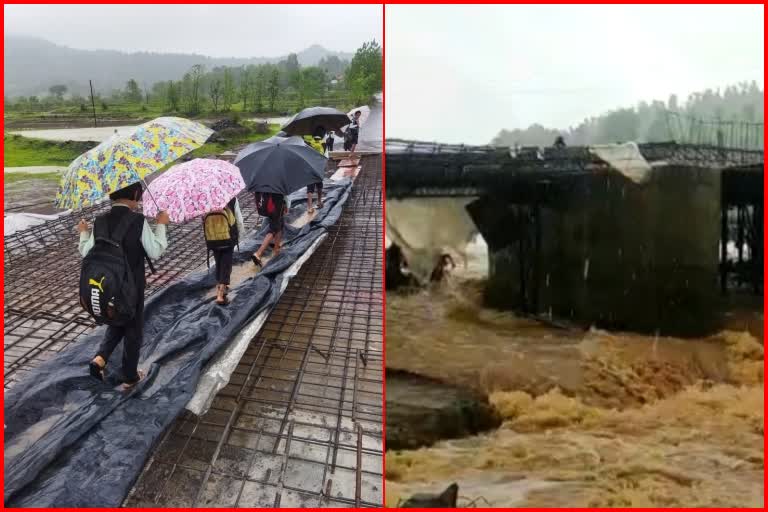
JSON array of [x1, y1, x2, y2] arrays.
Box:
[[121, 370, 145, 391], [251, 254, 263, 268], [89, 357, 106, 382]]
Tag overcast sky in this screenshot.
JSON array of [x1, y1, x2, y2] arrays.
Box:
[[386, 4, 764, 144], [4, 4, 382, 57]]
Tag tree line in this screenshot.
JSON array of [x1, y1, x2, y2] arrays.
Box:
[[5, 40, 382, 117], [491, 81, 764, 149]]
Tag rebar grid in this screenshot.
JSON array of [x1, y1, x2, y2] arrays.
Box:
[[3, 194, 268, 389], [124, 156, 382, 507]]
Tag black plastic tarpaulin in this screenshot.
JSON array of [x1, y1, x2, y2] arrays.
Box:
[[4, 178, 353, 507]]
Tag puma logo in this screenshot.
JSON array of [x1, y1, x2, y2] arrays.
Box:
[[89, 276, 105, 293], [89, 276, 105, 316]]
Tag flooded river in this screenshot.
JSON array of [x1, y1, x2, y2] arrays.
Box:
[[385, 238, 764, 507]]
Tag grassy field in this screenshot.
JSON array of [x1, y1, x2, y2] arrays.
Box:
[[4, 96, 355, 125], [4, 171, 63, 183], [3, 122, 325, 187], [3, 135, 96, 167]]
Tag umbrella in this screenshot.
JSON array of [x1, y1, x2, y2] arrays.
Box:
[[280, 107, 350, 137], [142, 159, 245, 223], [262, 134, 306, 145], [55, 117, 213, 210], [341, 105, 371, 132], [234, 140, 327, 196]]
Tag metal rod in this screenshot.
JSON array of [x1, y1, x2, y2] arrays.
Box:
[[89, 80, 97, 127]]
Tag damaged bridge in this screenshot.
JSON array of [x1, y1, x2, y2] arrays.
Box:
[[386, 139, 763, 336]]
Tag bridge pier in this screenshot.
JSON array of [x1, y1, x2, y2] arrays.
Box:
[[470, 167, 722, 336]]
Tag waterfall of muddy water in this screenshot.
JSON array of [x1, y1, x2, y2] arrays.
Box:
[[386, 232, 764, 507]]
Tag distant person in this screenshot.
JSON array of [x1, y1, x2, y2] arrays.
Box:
[[251, 191, 288, 269], [344, 110, 362, 153], [430, 253, 456, 283], [77, 182, 169, 390], [325, 130, 335, 153], [307, 179, 323, 213], [203, 197, 244, 305], [554, 135, 566, 149]]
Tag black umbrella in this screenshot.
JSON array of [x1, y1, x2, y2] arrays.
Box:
[[281, 107, 350, 137], [234, 139, 327, 196], [262, 134, 305, 145]]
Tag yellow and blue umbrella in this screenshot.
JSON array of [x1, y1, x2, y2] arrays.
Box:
[[55, 117, 213, 210]]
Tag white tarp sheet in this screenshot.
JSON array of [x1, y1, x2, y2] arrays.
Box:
[[185, 233, 328, 415], [4, 211, 72, 237], [186, 159, 365, 415], [589, 142, 652, 184], [386, 197, 478, 283]]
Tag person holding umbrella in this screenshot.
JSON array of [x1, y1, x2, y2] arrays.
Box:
[[344, 110, 362, 153], [57, 116, 211, 390], [77, 182, 170, 390], [142, 158, 247, 306], [251, 191, 288, 268], [233, 136, 327, 269], [203, 196, 245, 305]]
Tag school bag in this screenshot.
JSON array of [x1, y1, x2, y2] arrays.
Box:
[[203, 201, 239, 267], [78, 214, 140, 326], [255, 192, 278, 217]]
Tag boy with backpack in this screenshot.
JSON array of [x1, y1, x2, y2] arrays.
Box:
[[203, 197, 245, 305], [251, 191, 288, 269], [77, 182, 169, 390]]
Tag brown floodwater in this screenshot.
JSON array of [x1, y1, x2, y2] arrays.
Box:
[[385, 276, 764, 507]]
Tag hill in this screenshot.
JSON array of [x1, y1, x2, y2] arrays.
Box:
[[4, 35, 353, 97]]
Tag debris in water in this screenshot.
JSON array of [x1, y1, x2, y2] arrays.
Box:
[[400, 483, 459, 508]]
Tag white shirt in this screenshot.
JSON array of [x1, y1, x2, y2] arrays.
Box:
[[232, 199, 245, 236], [79, 204, 169, 259]]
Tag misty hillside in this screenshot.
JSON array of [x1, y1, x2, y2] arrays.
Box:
[[4, 35, 353, 97]]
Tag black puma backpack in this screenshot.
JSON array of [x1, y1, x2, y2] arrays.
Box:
[[78, 214, 140, 326]]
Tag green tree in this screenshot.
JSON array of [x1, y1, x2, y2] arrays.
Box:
[[125, 79, 143, 103], [268, 68, 280, 112], [182, 65, 204, 114], [300, 67, 326, 104], [48, 84, 67, 100], [285, 53, 300, 86], [166, 81, 180, 111], [223, 68, 236, 111], [251, 68, 266, 112], [240, 68, 251, 111], [209, 79, 222, 112], [346, 40, 382, 104]]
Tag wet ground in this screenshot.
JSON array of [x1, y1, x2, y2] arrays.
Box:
[[385, 240, 764, 507]]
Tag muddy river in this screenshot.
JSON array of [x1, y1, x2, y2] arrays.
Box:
[[385, 239, 764, 507]]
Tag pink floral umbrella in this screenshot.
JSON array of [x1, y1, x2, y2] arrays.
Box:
[[143, 158, 245, 223]]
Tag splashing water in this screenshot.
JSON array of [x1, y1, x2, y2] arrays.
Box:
[[386, 262, 763, 507]]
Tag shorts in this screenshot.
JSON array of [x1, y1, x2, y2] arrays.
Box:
[[343, 137, 357, 151], [267, 210, 284, 234], [307, 181, 323, 194]]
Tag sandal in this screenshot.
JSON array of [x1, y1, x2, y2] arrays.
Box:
[[251, 254, 263, 268], [121, 370, 145, 391], [89, 356, 106, 382]]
